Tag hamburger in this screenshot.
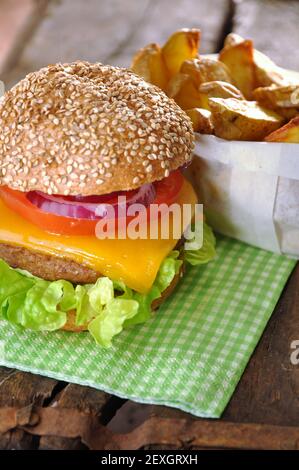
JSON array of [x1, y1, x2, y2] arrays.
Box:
[[0, 61, 215, 346]]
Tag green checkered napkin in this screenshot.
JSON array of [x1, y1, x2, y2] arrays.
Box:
[[0, 236, 295, 417]]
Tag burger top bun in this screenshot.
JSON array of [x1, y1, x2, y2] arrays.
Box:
[[0, 61, 194, 196]]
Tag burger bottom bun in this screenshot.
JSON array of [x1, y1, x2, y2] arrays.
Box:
[[62, 262, 184, 333]]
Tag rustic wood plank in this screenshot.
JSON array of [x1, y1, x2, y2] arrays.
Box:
[[2, 0, 149, 88], [0, 368, 58, 449], [108, 401, 152, 434], [0, 368, 58, 408], [111, 418, 299, 450], [109, 0, 232, 67], [3, 0, 231, 88], [0, 0, 47, 76], [2, 405, 299, 450], [232, 0, 299, 70], [222, 263, 299, 426], [39, 383, 123, 450], [0, 366, 14, 382]]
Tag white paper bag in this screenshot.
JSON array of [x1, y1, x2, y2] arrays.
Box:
[[192, 134, 299, 256]]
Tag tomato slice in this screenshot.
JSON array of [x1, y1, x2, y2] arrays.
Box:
[[154, 170, 184, 205], [0, 186, 98, 236], [0, 170, 184, 236]]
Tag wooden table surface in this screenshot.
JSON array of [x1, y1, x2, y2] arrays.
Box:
[[0, 0, 299, 450]]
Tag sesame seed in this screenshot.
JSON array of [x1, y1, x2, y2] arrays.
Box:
[[148, 153, 157, 160], [146, 164, 152, 173]]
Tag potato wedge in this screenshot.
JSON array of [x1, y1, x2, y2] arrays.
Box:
[[185, 108, 214, 134], [224, 33, 244, 47], [253, 84, 299, 109], [167, 73, 204, 109], [209, 97, 284, 141], [180, 57, 233, 86], [199, 80, 244, 101], [162, 29, 200, 78], [253, 84, 299, 120], [219, 40, 255, 99], [265, 116, 299, 142], [224, 33, 299, 87], [274, 108, 299, 120], [253, 49, 289, 87], [131, 43, 168, 90]]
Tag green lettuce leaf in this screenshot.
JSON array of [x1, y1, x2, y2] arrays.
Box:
[[74, 285, 97, 327], [0, 222, 216, 346], [155, 250, 182, 292], [0, 252, 181, 344], [184, 222, 216, 266], [88, 299, 139, 347], [0, 260, 67, 330]]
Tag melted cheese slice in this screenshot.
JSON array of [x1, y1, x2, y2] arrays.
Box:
[[0, 179, 197, 293]]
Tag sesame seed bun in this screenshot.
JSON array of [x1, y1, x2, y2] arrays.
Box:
[[0, 61, 194, 196]]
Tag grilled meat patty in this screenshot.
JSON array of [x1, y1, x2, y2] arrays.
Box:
[[0, 236, 185, 285], [0, 243, 100, 284]]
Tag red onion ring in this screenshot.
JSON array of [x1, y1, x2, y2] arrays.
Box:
[[26, 183, 156, 220]]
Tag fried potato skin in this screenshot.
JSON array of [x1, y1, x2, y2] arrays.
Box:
[[199, 80, 244, 100], [253, 84, 299, 120], [167, 73, 205, 109], [131, 28, 299, 143], [223, 33, 286, 88], [131, 43, 168, 90], [224, 33, 244, 48], [167, 59, 236, 111], [209, 97, 284, 141], [162, 29, 200, 78], [253, 84, 299, 109], [219, 40, 256, 99], [265, 116, 299, 142], [181, 57, 233, 86], [253, 49, 288, 88], [185, 108, 214, 134]]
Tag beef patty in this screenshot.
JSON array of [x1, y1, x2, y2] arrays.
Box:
[[0, 237, 184, 285], [0, 243, 100, 284]]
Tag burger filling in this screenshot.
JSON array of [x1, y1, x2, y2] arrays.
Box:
[[0, 171, 216, 346]]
